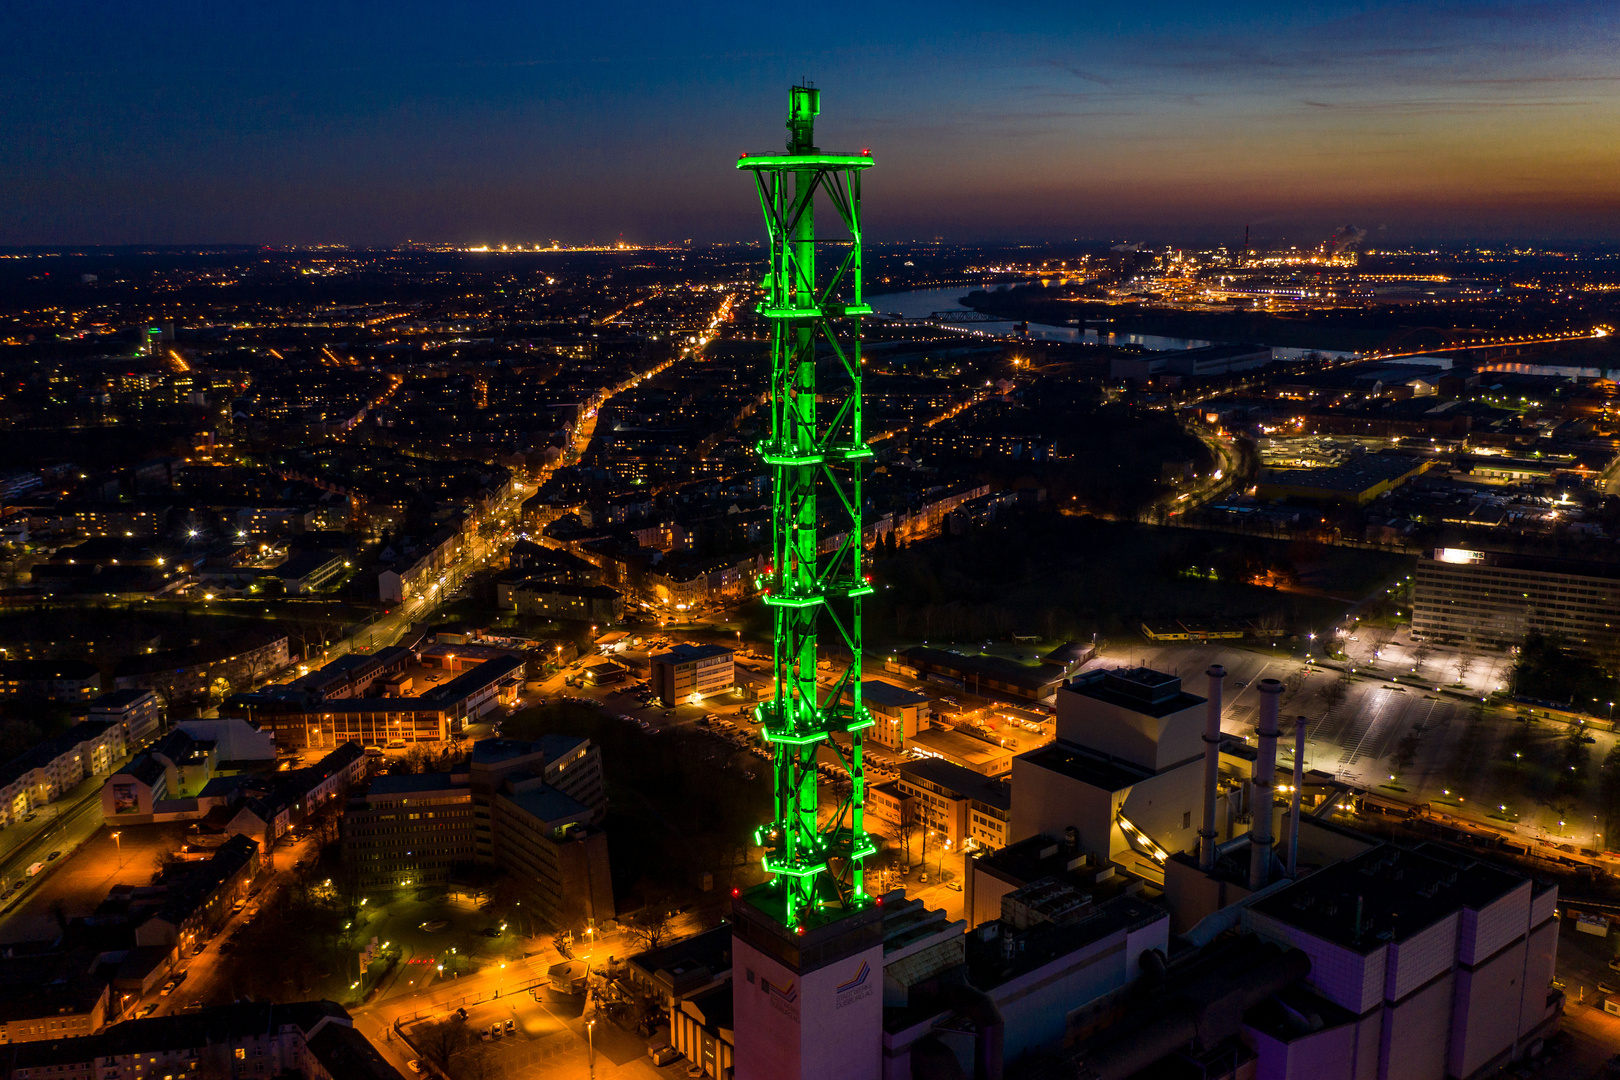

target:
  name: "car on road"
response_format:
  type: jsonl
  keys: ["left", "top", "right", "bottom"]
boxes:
{"left": 26, "top": 862, "right": 44, "bottom": 877}
{"left": 139, "top": 1003, "right": 159, "bottom": 1017}
{"left": 407, "top": 1061, "right": 423, "bottom": 1074}
{"left": 183, "top": 1000, "right": 203, "bottom": 1011}
{"left": 46, "top": 850, "right": 61, "bottom": 861}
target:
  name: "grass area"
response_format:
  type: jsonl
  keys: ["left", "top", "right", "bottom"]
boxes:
{"left": 856, "top": 512, "right": 1410, "bottom": 651}
{"left": 501, "top": 702, "right": 769, "bottom": 914}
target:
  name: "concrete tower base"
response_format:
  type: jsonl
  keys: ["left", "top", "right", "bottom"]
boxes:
{"left": 731, "top": 887, "right": 884, "bottom": 1080}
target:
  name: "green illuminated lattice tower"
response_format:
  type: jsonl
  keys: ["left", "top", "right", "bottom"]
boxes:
{"left": 740, "top": 86, "right": 876, "bottom": 930}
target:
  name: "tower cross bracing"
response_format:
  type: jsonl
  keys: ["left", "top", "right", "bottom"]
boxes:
{"left": 738, "top": 86, "right": 876, "bottom": 929}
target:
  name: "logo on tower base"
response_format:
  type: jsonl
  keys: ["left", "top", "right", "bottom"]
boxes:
{"left": 835, "top": 959, "right": 873, "bottom": 1010}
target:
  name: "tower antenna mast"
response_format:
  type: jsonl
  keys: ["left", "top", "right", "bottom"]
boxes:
{"left": 738, "top": 86, "right": 877, "bottom": 929}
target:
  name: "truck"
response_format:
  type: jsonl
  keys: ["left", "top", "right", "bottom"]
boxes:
{"left": 1575, "top": 911, "right": 1611, "bottom": 937}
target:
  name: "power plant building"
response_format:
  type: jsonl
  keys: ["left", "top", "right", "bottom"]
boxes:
{"left": 1009, "top": 667, "right": 1208, "bottom": 881}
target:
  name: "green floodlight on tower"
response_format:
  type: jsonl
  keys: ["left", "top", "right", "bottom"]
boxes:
{"left": 738, "top": 86, "right": 876, "bottom": 930}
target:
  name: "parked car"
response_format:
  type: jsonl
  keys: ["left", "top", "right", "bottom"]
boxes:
{"left": 46, "top": 850, "right": 61, "bottom": 862}
{"left": 504, "top": 1019, "right": 515, "bottom": 1034}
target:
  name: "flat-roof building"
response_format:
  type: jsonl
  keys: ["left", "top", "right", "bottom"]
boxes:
{"left": 1241, "top": 843, "right": 1561, "bottom": 1080}
{"left": 341, "top": 735, "right": 611, "bottom": 925}
{"left": 845, "top": 679, "right": 930, "bottom": 752}
{"left": 1255, "top": 453, "right": 1431, "bottom": 506}
{"left": 900, "top": 647, "right": 1065, "bottom": 704}
{"left": 230, "top": 654, "right": 523, "bottom": 749}
{"left": 897, "top": 757, "right": 1011, "bottom": 855}
{"left": 651, "top": 643, "right": 734, "bottom": 705}
{"left": 340, "top": 772, "right": 475, "bottom": 888}
{"left": 1413, "top": 547, "right": 1620, "bottom": 657}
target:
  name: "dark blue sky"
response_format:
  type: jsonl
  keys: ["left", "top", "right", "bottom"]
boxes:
{"left": 3, "top": 1, "right": 1616, "bottom": 245}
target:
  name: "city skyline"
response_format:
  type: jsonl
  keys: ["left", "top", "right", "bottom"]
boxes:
{"left": 4, "top": 1, "right": 1619, "bottom": 246}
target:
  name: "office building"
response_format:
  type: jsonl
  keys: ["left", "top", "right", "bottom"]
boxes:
{"left": 651, "top": 643, "right": 734, "bottom": 705}
{"left": 340, "top": 772, "right": 476, "bottom": 889}
{"left": 341, "top": 736, "right": 611, "bottom": 926}
{"left": 232, "top": 654, "right": 523, "bottom": 749}
{"left": 848, "top": 680, "right": 930, "bottom": 752}
{"left": 1413, "top": 547, "right": 1620, "bottom": 657}
{"left": 895, "top": 758, "right": 1011, "bottom": 855}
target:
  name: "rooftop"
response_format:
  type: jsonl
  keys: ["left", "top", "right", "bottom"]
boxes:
{"left": 1064, "top": 667, "right": 1205, "bottom": 719}
{"left": 860, "top": 679, "right": 931, "bottom": 708}
{"left": 1016, "top": 740, "right": 1153, "bottom": 793}
{"left": 367, "top": 772, "right": 467, "bottom": 797}
{"left": 500, "top": 785, "right": 591, "bottom": 827}
{"left": 652, "top": 642, "right": 734, "bottom": 664}
{"left": 1248, "top": 843, "right": 1528, "bottom": 953}
{"left": 898, "top": 756, "right": 1011, "bottom": 809}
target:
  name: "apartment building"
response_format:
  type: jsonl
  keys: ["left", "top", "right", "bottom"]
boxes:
{"left": 88, "top": 688, "right": 163, "bottom": 747}
{"left": 0, "top": 1000, "right": 402, "bottom": 1079}
{"left": 0, "top": 719, "right": 127, "bottom": 826}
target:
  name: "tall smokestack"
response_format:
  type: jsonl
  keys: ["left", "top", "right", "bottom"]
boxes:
{"left": 1288, "top": 716, "right": 1306, "bottom": 876}
{"left": 1249, "top": 679, "right": 1283, "bottom": 890}
{"left": 1199, "top": 665, "right": 1225, "bottom": 871}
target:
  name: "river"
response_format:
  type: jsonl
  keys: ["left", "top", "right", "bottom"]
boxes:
{"left": 871, "top": 284, "right": 1359, "bottom": 360}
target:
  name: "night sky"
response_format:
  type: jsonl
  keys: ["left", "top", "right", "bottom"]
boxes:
{"left": 3, "top": 1, "right": 1617, "bottom": 246}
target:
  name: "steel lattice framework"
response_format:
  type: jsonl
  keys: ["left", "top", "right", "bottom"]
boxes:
{"left": 738, "top": 86, "right": 876, "bottom": 929}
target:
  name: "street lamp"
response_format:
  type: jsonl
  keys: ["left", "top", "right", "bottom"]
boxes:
{"left": 112, "top": 830, "right": 122, "bottom": 869}
{"left": 587, "top": 1017, "right": 597, "bottom": 1080}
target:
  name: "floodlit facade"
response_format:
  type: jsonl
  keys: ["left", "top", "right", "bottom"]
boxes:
{"left": 1413, "top": 547, "right": 1620, "bottom": 657}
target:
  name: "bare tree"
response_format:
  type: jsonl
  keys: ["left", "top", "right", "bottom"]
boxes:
{"left": 624, "top": 906, "right": 674, "bottom": 953}
{"left": 896, "top": 818, "right": 920, "bottom": 866}
{"left": 1455, "top": 651, "right": 1477, "bottom": 684}
{"left": 416, "top": 1019, "right": 470, "bottom": 1076}
{"left": 239, "top": 645, "right": 280, "bottom": 691}
{"left": 1410, "top": 640, "right": 1435, "bottom": 677}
